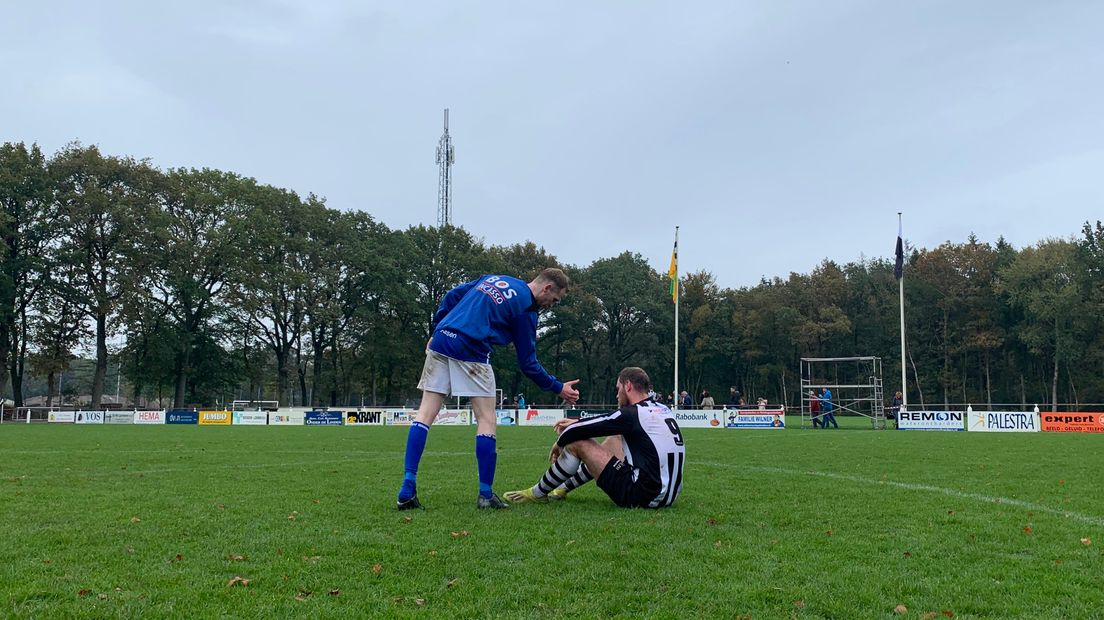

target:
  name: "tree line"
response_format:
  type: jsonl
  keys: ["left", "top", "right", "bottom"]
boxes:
{"left": 2, "top": 141, "right": 1103, "bottom": 411}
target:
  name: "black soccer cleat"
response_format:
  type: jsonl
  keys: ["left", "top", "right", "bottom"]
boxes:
{"left": 397, "top": 495, "right": 424, "bottom": 511}
{"left": 477, "top": 493, "right": 509, "bottom": 510}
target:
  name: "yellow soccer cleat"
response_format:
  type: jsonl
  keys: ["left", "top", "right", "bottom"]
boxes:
{"left": 503, "top": 487, "right": 549, "bottom": 504}
{"left": 548, "top": 487, "right": 568, "bottom": 502}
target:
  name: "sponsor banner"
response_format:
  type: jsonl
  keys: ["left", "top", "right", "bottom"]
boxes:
{"left": 305, "top": 410, "right": 343, "bottom": 426}
{"left": 967, "top": 410, "right": 1040, "bottom": 433}
{"left": 518, "top": 409, "right": 566, "bottom": 426}
{"left": 898, "top": 410, "right": 965, "bottom": 431}
{"left": 1041, "top": 412, "right": 1104, "bottom": 433}
{"left": 74, "top": 410, "right": 105, "bottom": 425}
{"left": 198, "top": 410, "right": 232, "bottom": 425}
{"left": 166, "top": 410, "right": 199, "bottom": 424}
{"left": 134, "top": 410, "right": 165, "bottom": 424}
{"left": 48, "top": 411, "right": 76, "bottom": 423}
{"left": 105, "top": 411, "right": 133, "bottom": 424}
{"left": 573, "top": 409, "right": 609, "bottom": 419}
{"left": 388, "top": 410, "right": 416, "bottom": 426}
{"left": 725, "top": 409, "right": 785, "bottom": 429}
{"left": 269, "top": 411, "right": 304, "bottom": 426}
{"left": 672, "top": 409, "right": 724, "bottom": 428}
{"left": 495, "top": 409, "right": 516, "bottom": 426}
{"left": 232, "top": 411, "right": 268, "bottom": 425}
{"left": 436, "top": 409, "right": 471, "bottom": 426}
{"left": 345, "top": 410, "right": 386, "bottom": 426}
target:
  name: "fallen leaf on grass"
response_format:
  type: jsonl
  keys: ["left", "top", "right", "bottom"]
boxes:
{"left": 415, "top": 598, "right": 426, "bottom": 606}
{"left": 98, "top": 593, "right": 108, "bottom": 600}
{"left": 566, "top": 540, "right": 576, "bottom": 545}
{"left": 277, "top": 548, "right": 284, "bottom": 556}
{"left": 329, "top": 589, "right": 340, "bottom": 596}
{"left": 894, "top": 604, "right": 908, "bottom": 614}
{"left": 42, "top": 559, "right": 51, "bottom": 565}
{"left": 226, "top": 576, "right": 251, "bottom": 587}
{"left": 793, "top": 600, "right": 805, "bottom": 609}
{"left": 446, "top": 578, "right": 458, "bottom": 588}
{"left": 287, "top": 512, "right": 299, "bottom": 521}
{"left": 1081, "top": 537, "right": 1092, "bottom": 546}
{"left": 295, "top": 590, "right": 312, "bottom": 601}
{"left": 372, "top": 563, "right": 382, "bottom": 573}
{"left": 825, "top": 529, "right": 833, "bottom": 537}
{"left": 1059, "top": 479, "right": 1065, "bottom": 485}
{"left": 129, "top": 517, "right": 141, "bottom": 523}
{"left": 1023, "top": 526, "right": 1033, "bottom": 535}
{"left": 401, "top": 517, "right": 412, "bottom": 524}
{"left": 172, "top": 554, "right": 184, "bottom": 562}
{"left": 428, "top": 551, "right": 437, "bottom": 557}
{"left": 78, "top": 589, "right": 91, "bottom": 597}
{"left": 216, "top": 503, "right": 226, "bottom": 510}
{"left": 714, "top": 541, "right": 722, "bottom": 548}
{"left": 229, "top": 554, "right": 247, "bottom": 562}
{"left": 450, "top": 530, "right": 470, "bottom": 538}
{"left": 1055, "top": 559, "right": 1063, "bottom": 565}
{"left": 705, "top": 518, "right": 718, "bottom": 526}
{"left": 942, "top": 611, "right": 955, "bottom": 617}
{"left": 922, "top": 613, "right": 937, "bottom": 620}
{"left": 312, "top": 499, "right": 320, "bottom": 504}
{"left": 303, "top": 556, "right": 321, "bottom": 563}
{"left": 903, "top": 551, "right": 912, "bottom": 558}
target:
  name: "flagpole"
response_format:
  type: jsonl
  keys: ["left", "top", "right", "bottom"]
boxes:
{"left": 674, "top": 226, "right": 680, "bottom": 408}
{"left": 898, "top": 212, "right": 908, "bottom": 411}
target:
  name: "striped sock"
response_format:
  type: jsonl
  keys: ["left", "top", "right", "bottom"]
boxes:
{"left": 563, "top": 464, "right": 594, "bottom": 492}
{"left": 534, "top": 450, "right": 580, "bottom": 497}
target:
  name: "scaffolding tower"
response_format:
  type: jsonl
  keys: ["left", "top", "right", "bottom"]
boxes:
{"left": 800, "top": 356, "right": 885, "bottom": 429}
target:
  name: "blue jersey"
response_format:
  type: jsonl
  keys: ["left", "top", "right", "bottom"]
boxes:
{"left": 429, "top": 275, "right": 563, "bottom": 394}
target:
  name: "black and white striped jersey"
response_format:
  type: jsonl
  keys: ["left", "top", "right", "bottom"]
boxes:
{"left": 557, "top": 398, "right": 686, "bottom": 507}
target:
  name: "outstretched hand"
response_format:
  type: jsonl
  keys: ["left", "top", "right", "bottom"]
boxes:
{"left": 559, "top": 379, "right": 580, "bottom": 405}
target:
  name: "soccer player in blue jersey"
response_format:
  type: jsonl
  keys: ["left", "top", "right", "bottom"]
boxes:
{"left": 396, "top": 268, "right": 581, "bottom": 510}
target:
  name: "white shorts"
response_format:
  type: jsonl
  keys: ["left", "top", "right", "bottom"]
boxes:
{"left": 417, "top": 350, "right": 497, "bottom": 398}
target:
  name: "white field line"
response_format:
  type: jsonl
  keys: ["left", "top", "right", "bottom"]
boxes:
{"left": 699, "top": 461, "right": 1104, "bottom": 528}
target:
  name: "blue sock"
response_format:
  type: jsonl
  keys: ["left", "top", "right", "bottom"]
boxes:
{"left": 475, "top": 434, "right": 497, "bottom": 498}
{"left": 398, "top": 422, "right": 430, "bottom": 500}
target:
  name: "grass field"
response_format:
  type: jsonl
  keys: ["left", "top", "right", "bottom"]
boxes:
{"left": 2, "top": 418, "right": 1102, "bottom": 619}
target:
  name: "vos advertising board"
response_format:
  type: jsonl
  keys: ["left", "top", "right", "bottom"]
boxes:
{"left": 898, "top": 410, "right": 965, "bottom": 431}
{"left": 1041, "top": 412, "right": 1104, "bottom": 433}
{"left": 518, "top": 409, "right": 566, "bottom": 426}
{"left": 48, "top": 411, "right": 76, "bottom": 423}
{"left": 134, "top": 410, "right": 165, "bottom": 424}
{"left": 305, "top": 410, "right": 343, "bottom": 426}
{"left": 672, "top": 409, "right": 724, "bottom": 429}
{"left": 436, "top": 409, "right": 471, "bottom": 426}
{"left": 74, "top": 411, "right": 105, "bottom": 424}
{"left": 725, "top": 409, "right": 785, "bottom": 429}
{"left": 105, "top": 411, "right": 133, "bottom": 424}
{"left": 345, "top": 410, "right": 386, "bottom": 426}
{"left": 198, "top": 410, "right": 232, "bottom": 425}
{"left": 967, "top": 410, "right": 1040, "bottom": 433}
{"left": 166, "top": 410, "right": 198, "bottom": 425}
{"left": 232, "top": 411, "right": 268, "bottom": 425}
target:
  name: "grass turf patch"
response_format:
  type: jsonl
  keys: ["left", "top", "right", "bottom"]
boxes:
{"left": 1, "top": 419, "right": 1102, "bottom": 618}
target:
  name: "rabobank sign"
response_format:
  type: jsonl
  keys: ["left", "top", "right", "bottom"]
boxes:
{"left": 898, "top": 410, "right": 965, "bottom": 431}
{"left": 673, "top": 410, "right": 723, "bottom": 429}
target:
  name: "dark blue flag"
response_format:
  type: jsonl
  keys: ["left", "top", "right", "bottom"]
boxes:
{"left": 894, "top": 221, "right": 904, "bottom": 280}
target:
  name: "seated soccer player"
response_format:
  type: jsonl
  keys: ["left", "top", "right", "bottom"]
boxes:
{"left": 504, "top": 367, "right": 685, "bottom": 509}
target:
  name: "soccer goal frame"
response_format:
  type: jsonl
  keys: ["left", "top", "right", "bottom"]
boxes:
{"left": 800, "top": 356, "right": 885, "bottom": 429}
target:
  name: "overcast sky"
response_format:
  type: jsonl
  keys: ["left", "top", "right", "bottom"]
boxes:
{"left": 3, "top": 1, "right": 1102, "bottom": 289}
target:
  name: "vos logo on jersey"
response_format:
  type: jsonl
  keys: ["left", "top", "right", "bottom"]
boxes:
{"left": 476, "top": 276, "right": 517, "bottom": 305}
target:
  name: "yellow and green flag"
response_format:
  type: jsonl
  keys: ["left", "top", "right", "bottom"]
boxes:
{"left": 668, "top": 235, "right": 678, "bottom": 303}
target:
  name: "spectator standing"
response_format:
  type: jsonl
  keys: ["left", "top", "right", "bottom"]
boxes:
{"left": 680, "top": 391, "right": 693, "bottom": 409}
{"left": 726, "top": 386, "right": 741, "bottom": 408}
{"left": 700, "top": 391, "right": 715, "bottom": 410}
{"left": 809, "top": 390, "right": 823, "bottom": 428}
{"left": 820, "top": 388, "right": 838, "bottom": 429}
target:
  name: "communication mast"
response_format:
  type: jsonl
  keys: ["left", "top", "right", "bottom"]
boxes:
{"left": 435, "top": 109, "right": 455, "bottom": 227}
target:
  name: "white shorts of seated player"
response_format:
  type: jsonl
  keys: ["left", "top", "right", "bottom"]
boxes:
{"left": 415, "top": 350, "right": 497, "bottom": 434}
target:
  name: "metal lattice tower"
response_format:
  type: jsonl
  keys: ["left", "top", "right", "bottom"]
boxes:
{"left": 435, "top": 108, "right": 455, "bottom": 227}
